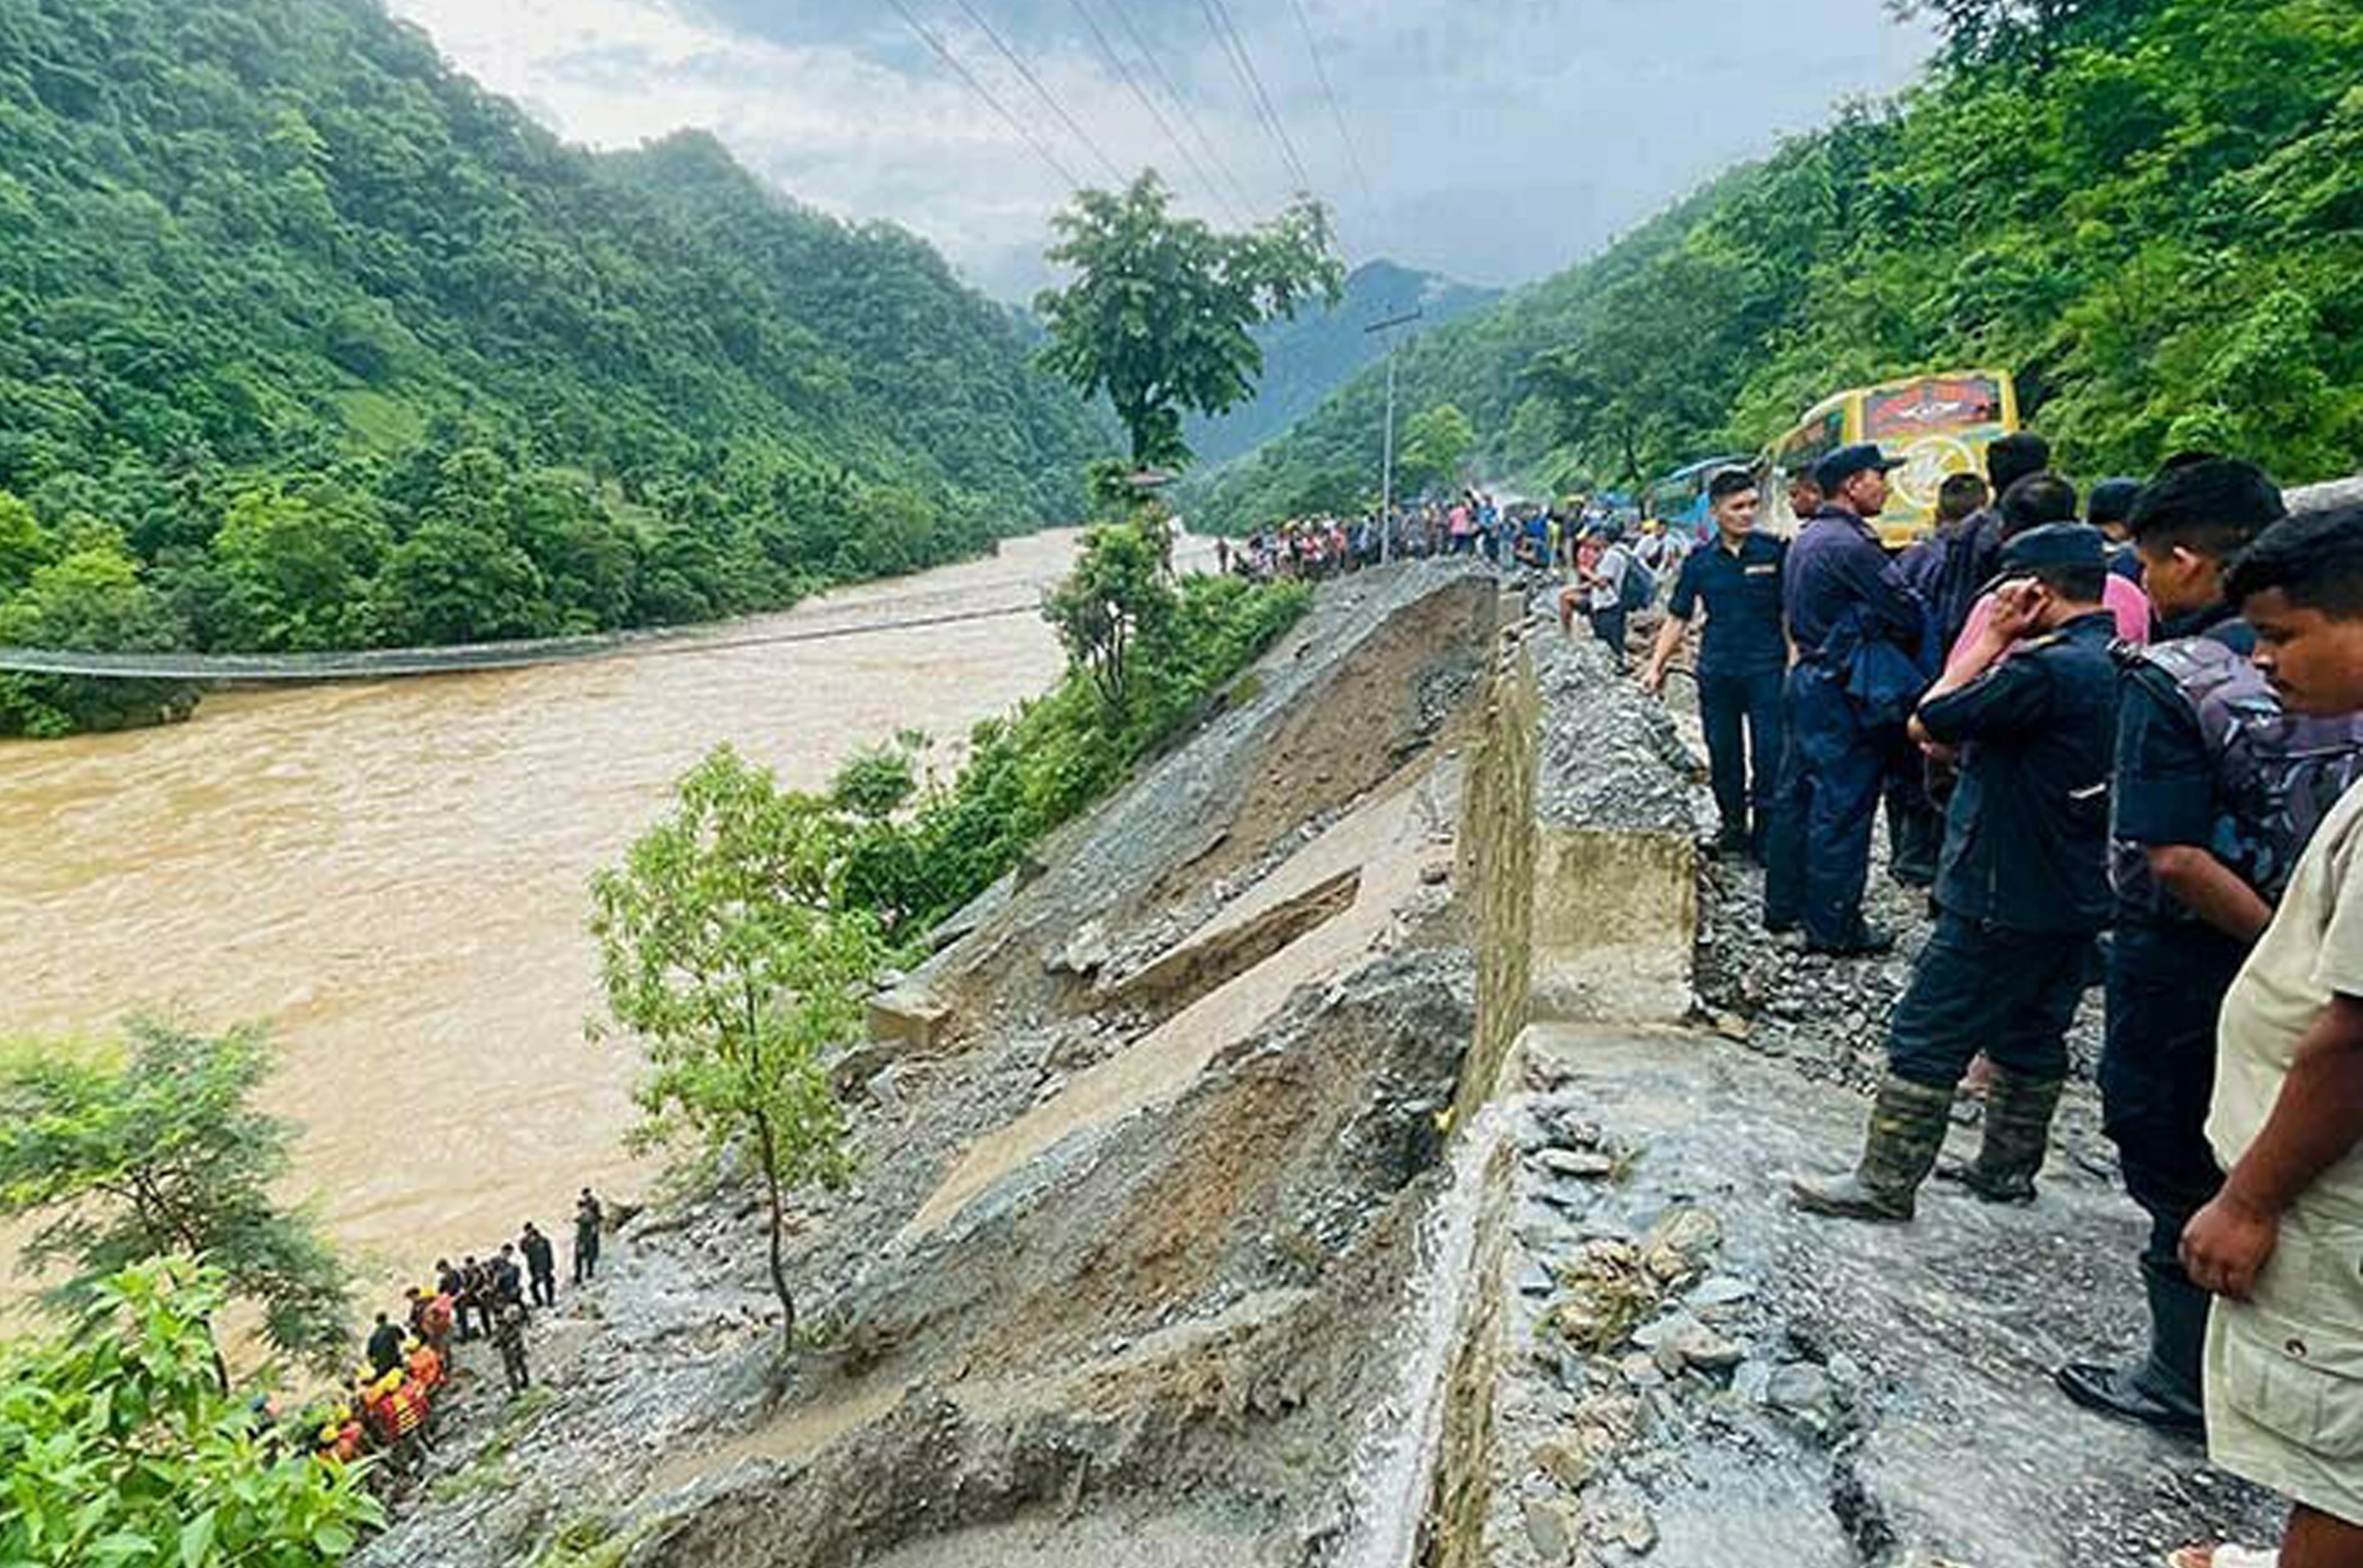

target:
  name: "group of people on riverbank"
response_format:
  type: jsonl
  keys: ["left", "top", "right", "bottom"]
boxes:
{"left": 303, "top": 1189, "right": 608, "bottom": 1479}
{"left": 1621, "top": 435, "right": 2363, "bottom": 1568}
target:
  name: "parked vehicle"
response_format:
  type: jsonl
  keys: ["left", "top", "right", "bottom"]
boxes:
{"left": 1761, "top": 370, "right": 2020, "bottom": 546}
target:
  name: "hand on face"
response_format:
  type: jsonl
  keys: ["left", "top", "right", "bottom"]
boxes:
{"left": 1988, "top": 577, "right": 2048, "bottom": 641}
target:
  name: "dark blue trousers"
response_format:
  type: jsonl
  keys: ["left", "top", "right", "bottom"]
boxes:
{"left": 1888, "top": 912, "right": 2092, "bottom": 1087}
{"left": 1698, "top": 665, "right": 1785, "bottom": 847}
{"left": 1592, "top": 607, "right": 1630, "bottom": 671}
{"left": 1763, "top": 665, "right": 1886, "bottom": 946}
{"left": 2102, "top": 924, "right": 2237, "bottom": 1379}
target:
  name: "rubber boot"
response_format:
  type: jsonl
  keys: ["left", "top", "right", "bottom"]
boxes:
{"left": 1791, "top": 1075, "right": 1954, "bottom": 1222}
{"left": 1949, "top": 1068, "right": 2064, "bottom": 1205}
{"left": 2056, "top": 1257, "right": 2208, "bottom": 1436}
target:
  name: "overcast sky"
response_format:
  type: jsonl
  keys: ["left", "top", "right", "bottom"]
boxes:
{"left": 385, "top": 0, "right": 1935, "bottom": 301}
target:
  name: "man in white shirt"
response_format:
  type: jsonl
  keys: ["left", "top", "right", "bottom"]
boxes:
{"left": 2181, "top": 502, "right": 2363, "bottom": 1568}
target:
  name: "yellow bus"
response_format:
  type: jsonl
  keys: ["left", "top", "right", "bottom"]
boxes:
{"left": 1761, "top": 369, "right": 2021, "bottom": 548}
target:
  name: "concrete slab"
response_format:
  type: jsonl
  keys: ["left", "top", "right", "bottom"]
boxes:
{"left": 1458, "top": 1025, "right": 2280, "bottom": 1568}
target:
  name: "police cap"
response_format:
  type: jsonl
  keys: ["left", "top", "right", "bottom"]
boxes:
{"left": 1997, "top": 521, "right": 2110, "bottom": 577}
{"left": 1813, "top": 443, "right": 1905, "bottom": 495}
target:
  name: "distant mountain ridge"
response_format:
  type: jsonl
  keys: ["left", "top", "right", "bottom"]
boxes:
{"left": 1183, "top": 260, "right": 1499, "bottom": 466}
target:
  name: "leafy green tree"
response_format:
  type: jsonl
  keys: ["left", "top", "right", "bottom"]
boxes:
{"left": 0, "top": 544, "right": 194, "bottom": 737}
{"left": 831, "top": 744, "right": 920, "bottom": 821}
{"left": 1398, "top": 403, "right": 1478, "bottom": 495}
{"left": 1034, "top": 171, "right": 1344, "bottom": 468}
{"left": 1890, "top": 0, "right": 2161, "bottom": 65}
{"left": 0, "top": 1259, "right": 384, "bottom": 1567}
{"left": 588, "top": 746, "right": 884, "bottom": 1359}
{"left": 209, "top": 487, "right": 388, "bottom": 652}
{"left": 1040, "top": 520, "right": 1177, "bottom": 713}
{"left": 364, "top": 519, "right": 555, "bottom": 646}
{"left": 0, "top": 1021, "right": 352, "bottom": 1369}
{"left": 0, "top": 489, "right": 52, "bottom": 591}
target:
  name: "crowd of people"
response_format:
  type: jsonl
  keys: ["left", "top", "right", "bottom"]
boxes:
{"left": 1608, "top": 435, "right": 2363, "bottom": 1568}
{"left": 295, "top": 1188, "right": 608, "bottom": 1482}
{"left": 1217, "top": 488, "right": 1661, "bottom": 582}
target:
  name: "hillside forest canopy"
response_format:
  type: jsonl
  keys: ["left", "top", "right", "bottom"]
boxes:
{"left": 1192, "top": 0, "right": 2363, "bottom": 528}
{"left": 0, "top": 0, "right": 1114, "bottom": 734}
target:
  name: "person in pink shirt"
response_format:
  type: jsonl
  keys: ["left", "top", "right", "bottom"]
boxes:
{"left": 1944, "top": 472, "right": 2151, "bottom": 680}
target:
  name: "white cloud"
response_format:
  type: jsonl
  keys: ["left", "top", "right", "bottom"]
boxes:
{"left": 385, "top": 0, "right": 1933, "bottom": 299}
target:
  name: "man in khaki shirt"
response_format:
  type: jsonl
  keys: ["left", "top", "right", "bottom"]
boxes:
{"left": 2181, "top": 504, "right": 2363, "bottom": 1568}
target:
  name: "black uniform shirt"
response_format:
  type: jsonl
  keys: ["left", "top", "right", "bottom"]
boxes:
{"left": 1917, "top": 610, "right": 2122, "bottom": 933}
{"left": 1668, "top": 531, "right": 1788, "bottom": 677}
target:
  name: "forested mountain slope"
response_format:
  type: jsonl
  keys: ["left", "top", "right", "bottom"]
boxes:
{"left": 1180, "top": 259, "right": 1497, "bottom": 465}
{"left": 1195, "top": 0, "right": 2362, "bottom": 530}
{"left": 0, "top": 0, "right": 1106, "bottom": 730}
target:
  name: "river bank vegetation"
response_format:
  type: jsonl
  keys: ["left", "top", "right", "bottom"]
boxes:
{"left": 1194, "top": 0, "right": 2363, "bottom": 524}
{"left": 0, "top": 0, "right": 1109, "bottom": 735}
{"left": 0, "top": 1261, "right": 385, "bottom": 1567}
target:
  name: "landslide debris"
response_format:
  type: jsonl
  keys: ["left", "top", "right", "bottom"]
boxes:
{"left": 356, "top": 562, "right": 1505, "bottom": 1568}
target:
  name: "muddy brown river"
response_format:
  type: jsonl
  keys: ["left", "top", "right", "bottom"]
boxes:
{"left": 0, "top": 532, "right": 1098, "bottom": 1289}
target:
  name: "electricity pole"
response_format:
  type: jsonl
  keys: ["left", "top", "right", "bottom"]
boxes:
{"left": 1365, "top": 306, "right": 1422, "bottom": 565}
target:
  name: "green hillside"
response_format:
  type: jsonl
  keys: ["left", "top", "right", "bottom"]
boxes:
{"left": 0, "top": 0, "right": 1109, "bottom": 732}
{"left": 1181, "top": 259, "right": 1498, "bottom": 465}
{"left": 1194, "top": 0, "right": 2362, "bottom": 530}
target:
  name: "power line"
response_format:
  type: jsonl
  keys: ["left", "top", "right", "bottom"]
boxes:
{"left": 1284, "top": 0, "right": 1376, "bottom": 216}
{"left": 946, "top": 0, "right": 1127, "bottom": 187}
{"left": 1198, "top": 0, "right": 1315, "bottom": 200}
{"left": 1101, "top": 0, "right": 1262, "bottom": 220}
{"left": 884, "top": 0, "right": 1081, "bottom": 190}
{"left": 1067, "top": 0, "right": 1240, "bottom": 226}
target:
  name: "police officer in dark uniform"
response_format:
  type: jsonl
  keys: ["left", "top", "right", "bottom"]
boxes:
{"left": 1640, "top": 468, "right": 1788, "bottom": 857}
{"left": 1763, "top": 443, "right": 1925, "bottom": 953}
{"left": 1794, "top": 524, "right": 2122, "bottom": 1222}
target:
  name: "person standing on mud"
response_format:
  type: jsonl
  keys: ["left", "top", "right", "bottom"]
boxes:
{"left": 491, "top": 1297, "right": 531, "bottom": 1395}
{"left": 2059, "top": 460, "right": 2363, "bottom": 1439}
{"left": 2170, "top": 503, "right": 2363, "bottom": 1568}
{"left": 519, "top": 1221, "right": 558, "bottom": 1309}
{"left": 1793, "top": 525, "right": 2119, "bottom": 1222}
{"left": 366, "top": 1311, "right": 406, "bottom": 1380}
{"left": 1761, "top": 444, "right": 1925, "bottom": 955}
{"left": 574, "top": 1187, "right": 604, "bottom": 1283}
{"left": 1641, "top": 469, "right": 1788, "bottom": 859}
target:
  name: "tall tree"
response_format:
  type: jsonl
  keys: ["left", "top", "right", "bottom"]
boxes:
{"left": 588, "top": 746, "right": 884, "bottom": 1361}
{"left": 0, "top": 1021, "right": 353, "bottom": 1370}
{"left": 1034, "top": 172, "right": 1344, "bottom": 468}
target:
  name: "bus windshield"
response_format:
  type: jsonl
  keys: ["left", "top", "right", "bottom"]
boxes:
{"left": 1863, "top": 374, "right": 2008, "bottom": 438}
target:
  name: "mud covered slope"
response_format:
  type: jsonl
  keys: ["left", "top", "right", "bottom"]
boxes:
{"left": 357, "top": 562, "right": 1512, "bottom": 1568}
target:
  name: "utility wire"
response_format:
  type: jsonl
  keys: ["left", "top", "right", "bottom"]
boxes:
{"left": 1198, "top": 0, "right": 1315, "bottom": 199}
{"left": 1101, "top": 0, "right": 1262, "bottom": 220}
{"left": 946, "top": 0, "right": 1127, "bottom": 187}
{"left": 885, "top": 0, "right": 1081, "bottom": 190}
{"left": 1067, "top": 0, "right": 1241, "bottom": 226}
{"left": 1284, "top": 0, "right": 1377, "bottom": 216}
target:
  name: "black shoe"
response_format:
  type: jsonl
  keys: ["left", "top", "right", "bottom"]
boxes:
{"left": 2055, "top": 1361, "right": 2205, "bottom": 1437}
{"left": 1805, "top": 926, "right": 1895, "bottom": 958}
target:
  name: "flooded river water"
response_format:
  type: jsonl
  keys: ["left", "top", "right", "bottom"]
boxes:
{"left": 0, "top": 532, "right": 1093, "bottom": 1287}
